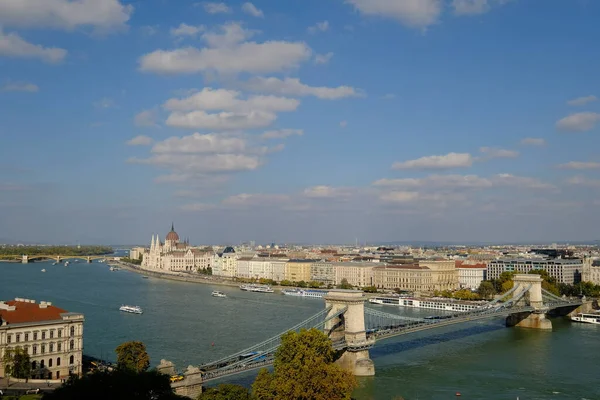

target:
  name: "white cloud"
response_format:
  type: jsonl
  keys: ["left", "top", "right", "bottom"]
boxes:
{"left": 163, "top": 87, "right": 299, "bottom": 130}
{"left": 558, "top": 161, "right": 600, "bottom": 170}
{"left": 345, "top": 0, "right": 442, "bottom": 29}
{"left": 452, "top": 0, "right": 490, "bottom": 15}
{"left": 566, "top": 176, "right": 600, "bottom": 187}
{"left": 567, "top": 95, "right": 597, "bottom": 107}
{"left": 244, "top": 77, "right": 358, "bottom": 100}
{"left": 241, "top": 2, "right": 264, "bottom": 17}
{"left": 152, "top": 133, "right": 252, "bottom": 155}
{"left": 0, "top": 0, "right": 133, "bottom": 32}
{"left": 139, "top": 32, "right": 311, "bottom": 75}
{"left": 479, "top": 146, "right": 519, "bottom": 159}
{"left": 171, "top": 23, "right": 205, "bottom": 38}
{"left": 202, "top": 2, "right": 231, "bottom": 14}
{"left": 134, "top": 109, "right": 160, "bottom": 127}
{"left": 261, "top": 129, "right": 303, "bottom": 140}
{"left": 520, "top": 137, "right": 546, "bottom": 146}
{"left": 339, "top": 120, "right": 348, "bottom": 128}
{"left": 93, "top": 97, "right": 116, "bottom": 109}
{"left": 303, "top": 186, "right": 352, "bottom": 198}
{"left": 314, "top": 52, "right": 334, "bottom": 65}
{"left": 179, "top": 203, "right": 216, "bottom": 212}
{"left": 392, "top": 152, "right": 474, "bottom": 170}
{"left": 1, "top": 81, "right": 38, "bottom": 92}
{"left": 0, "top": 28, "right": 67, "bottom": 63}
{"left": 492, "top": 173, "right": 555, "bottom": 190}
{"left": 126, "top": 135, "right": 154, "bottom": 146}
{"left": 130, "top": 153, "right": 262, "bottom": 173}
{"left": 374, "top": 174, "right": 492, "bottom": 189}
{"left": 201, "top": 22, "right": 256, "bottom": 48}
{"left": 556, "top": 112, "right": 600, "bottom": 132}
{"left": 222, "top": 193, "right": 290, "bottom": 206}
{"left": 308, "top": 21, "right": 329, "bottom": 34}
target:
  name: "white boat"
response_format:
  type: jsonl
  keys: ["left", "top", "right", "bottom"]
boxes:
{"left": 64, "top": 261, "right": 70, "bottom": 267}
{"left": 41, "top": 269, "right": 46, "bottom": 273}
{"left": 119, "top": 305, "right": 143, "bottom": 314}
{"left": 239, "top": 284, "right": 274, "bottom": 293}
{"left": 110, "top": 266, "right": 119, "bottom": 271}
{"left": 570, "top": 313, "right": 600, "bottom": 325}
{"left": 212, "top": 291, "right": 227, "bottom": 298}
{"left": 52, "top": 262, "right": 57, "bottom": 265}
{"left": 281, "top": 289, "right": 328, "bottom": 299}
{"left": 368, "top": 296, "right": 482, "bottom": 313}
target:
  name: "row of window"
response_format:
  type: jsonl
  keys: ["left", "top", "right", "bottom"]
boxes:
{"left": 6, "top": 326, "right": 76, "bottom": 344}
{"left": 4, "top": 339, "right": 76, "bottom": 356}
{"left": 32, "top": 355, "right": 75, "bottom": 370}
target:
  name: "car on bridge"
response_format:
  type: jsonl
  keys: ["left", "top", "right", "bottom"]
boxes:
{"left": 170, "top": 374, "right": 184, "bottom": 383}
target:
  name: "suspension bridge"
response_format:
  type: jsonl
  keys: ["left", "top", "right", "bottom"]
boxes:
{"left": 169, "top": 274, "right": 584, "bottom": 398}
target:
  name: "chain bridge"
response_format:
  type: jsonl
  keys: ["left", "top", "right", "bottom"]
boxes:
{"left": 169, "top": 274, "right": 583, "bottom": 398}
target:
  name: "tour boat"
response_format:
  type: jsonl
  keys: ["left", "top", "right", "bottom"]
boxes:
{"left": 52, "top": 262, "right": 57, "bottom": 265}
{"left": 119, "top": 305, "right": 143, "bottom": 314}
{"left": 281, "top": 289, "right": 328, "bottom": 299}
{"left": 41, "top": 269, "right": 46, "bottom": 273}
{"left": 239, "top": 284, "right": 274, "bottom": 293}
{"left": 64, "top": 261, "right": 70, "bottom": 267}
{"left": 570, "top": 313, "right": 600, "bottom": 325}
{"left": 211, "top": 291, "right": 227, "bottom": 298}
{"left": 368, "top": 296, "right": 483, "bottom": 313}
{"left": 110, "top": 266, "right": 119, "bottom": 271}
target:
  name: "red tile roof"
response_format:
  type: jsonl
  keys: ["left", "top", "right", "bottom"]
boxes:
{"left": 0, "top": 300, "right": 67, "bottom": 324}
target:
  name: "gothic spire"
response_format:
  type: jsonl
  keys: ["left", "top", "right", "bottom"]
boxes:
{"left": 171, "top": 222, "right": 175, "bottom": 232}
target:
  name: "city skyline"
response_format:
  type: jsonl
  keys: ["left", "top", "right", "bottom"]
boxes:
{"left": 1, "top": 0, "right": 600, "bottom": 244}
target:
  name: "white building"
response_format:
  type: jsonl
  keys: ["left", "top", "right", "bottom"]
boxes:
{"left": 487, "top": 258, "right": 583, "bottom": 284}
{"left": 0, "top": 299, "right": 84, "bottom": 380}
{"left": 212, "top": 247, "right": 239, "bottom": 278}
{"left": 141, "top": 224, "right": 213, "bottom": 273}
{"left": 457, "top": 265, "right": 487, "bottom": 289}
{"left": 249, "top": 258, "right": 273, "bottom": 280}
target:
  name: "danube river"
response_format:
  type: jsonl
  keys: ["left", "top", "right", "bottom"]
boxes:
{"left": 2, "top": 260, "right": 598, "bottom": 399}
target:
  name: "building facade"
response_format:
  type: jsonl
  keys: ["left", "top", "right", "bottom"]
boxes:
{"left": 373, "top": 264, "right": 432, "bottom": 292}
{"left": 334, "top": 262, "right": 375, "bottom": 287}
{"left": 487, "top": 258, "right": 583, "bottom": 284}
{"left": 285, "top": 260, "right": 313, "bottom": 283}
{"left": 418, "top": 260, "right": 459, "bottom": 291}
{"left": 457, "top": 264, "right": 487, "bottom": 289}
{"left": 310, "top": 262, "right": 335, "bottom": 286}
{"left": 212, "top": 247, "right": 238, "bottom": 278}
{"left": 0, "top": 299, "right": 84, "bottom": 380}
{"left": 141, "top": 224, "right": 213, "bottom": 273}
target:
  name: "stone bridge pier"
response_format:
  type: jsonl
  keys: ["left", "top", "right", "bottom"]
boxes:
{"left": 505, "top": 274, "right": 552, "bottom": 330}
{"left": 22, "top": 255, "right": 28, "bottom": 263}
{"left": 324, "top": 290, "right": 375, "bottom": 376}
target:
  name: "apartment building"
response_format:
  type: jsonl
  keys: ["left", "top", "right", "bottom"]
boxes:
{"left": 418, "top": 260, "right": 459, "bottom": 291}
{"left": 334, "top": 262, "right": 375, "bottom": 287}
{"left": 310, "top": 262, "right": 335, "bottom": 286}
{"left": 0, "top": 298, "right": 84, "bottom": 380}
{"left": 285, "top": 260, "right": 313, "bottom": 282}
{"left": 456, "top": 261, "right": 487, "bottom": 289}
{"left": 487, "top": 258, "right": 583, "bottom": 284}
{"left": 372, "top": 264, "right": 432, "bottom": 292}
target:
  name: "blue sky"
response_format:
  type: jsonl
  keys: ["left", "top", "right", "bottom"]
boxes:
{"left": 1, "top": 0, "right": 599, "bottom": 245}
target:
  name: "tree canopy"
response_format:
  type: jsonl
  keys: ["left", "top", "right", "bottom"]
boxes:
{"left": 197, "top": 384, "right": 252, "bottom": 400}
{"left": 337, "top": 278, "right": 353, "bottom": 290}
{"left": 42, "top": 369, "right": 184, "bottom": 400}
{"left": 251, "top": 328, "right": 357, "bottom": 400}
{"left": 2, "top": 346, "right": 31, "bottom": 379}
{"left": 115, "top": 341, "right": 150, "bottom": 373}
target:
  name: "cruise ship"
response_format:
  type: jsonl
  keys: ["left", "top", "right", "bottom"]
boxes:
{"left": 570, "top": 312, "right": 600, "bottom": 325}
{"left": 368, "top": 296, "right": 482, "bottom": 312}
{"left": 239, "top": 284, "right": 274, "bottom": 293}
{"left": 281, "top": 289, "right": 328, "bottom": 299}
{"left": 119, "top": 305, "right": 143, "bottom": 314}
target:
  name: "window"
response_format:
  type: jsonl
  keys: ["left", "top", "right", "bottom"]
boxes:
{"left": 33, "top": 332, "right": 38, "bottom": 341}
{"left": 25, "top": 333, "right": 29, "bottom": 341}
{"left": 40, "top": 359, "right": 45, "bottom": 368}
{"left": 32, "top": 361, "right": 36, "bottom": 370}
{"left": 58, "top": 330, "right": 62, "bottom": 338}
{"left": 58, "top": 343, "right": 62, "bottom": 352}
{"left": 69, "top": 340, "right": 74, "bottom": 350}
{"left": 70, "top": 326, "right": 75, "bottom": 337}
{"left": 16, "top": 334, "right": 20, "bottom": 343}
{"left": 57, "top": 357, "right": 61, "bottom": 366}
{"left": 33, "top": 345, "right": 37, "bottom": 355}
{"left": 50, "top": 343, "right": 54, "bottom": 352}
{"left": 42, "top": 331, "right": 46, "bottom": 340}
{"left": 69, "top": 355, "right": 74, "bottom": 365}
{"left": 50, "top": 330, "right": 54, "bottom": 339}
{"left": 7, "top": 334, "right": 11, "bottom": 344}
{"left": 49, "top": 359, "right": 53, "bottom": 367}
{"left": 41, "top": 344, "right": 46, "bottom": 354}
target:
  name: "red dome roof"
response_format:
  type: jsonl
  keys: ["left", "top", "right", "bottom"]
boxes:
{"left": 166, "top": 223, "right": 179, "bottom": 241}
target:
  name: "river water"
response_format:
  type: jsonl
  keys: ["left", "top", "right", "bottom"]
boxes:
{"left": 1, "top": 260, "right": 598, "bottom": 400}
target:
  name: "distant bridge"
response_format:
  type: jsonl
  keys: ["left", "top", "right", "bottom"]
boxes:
{"left": 170, "top": 274, "right": 583, "bottom": 398}
{"left": 16, "top": 255, "right": 114, "bottom": 263}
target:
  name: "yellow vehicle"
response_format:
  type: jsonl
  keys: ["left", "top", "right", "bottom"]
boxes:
{"left": 170, "top": 374, "right": 184, "bottom": 383}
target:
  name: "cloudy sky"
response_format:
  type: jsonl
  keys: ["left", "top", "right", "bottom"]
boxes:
{"left": 1, "top": 0, "right": 599, "bottom": 245}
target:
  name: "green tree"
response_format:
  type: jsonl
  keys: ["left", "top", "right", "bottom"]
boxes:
{"left": 198, "top": 384, "right": 252, "bottom": 400}
{"left": 452, "top": 289, "right": 480, "bottom": 300}
{"left": 279, "top": 280, "right": 293, "bottom": 287}
{"left": 115, "top": 341, "right": 150, "bottom": 373}
{"left": 2, "top": 346, "right": 31, "bottom": 379}
{"left": 477, "top": 281, "right": 496, "bottom": 300}
{"left": 42, "top": 369, "right": 184, "bottom": 400}
{"left": 251, "top": 328, "right": 357, "bottom": 400}
{"left": 362, "top": 285, "right": 378, "bottom": 293}
{"left": 308, "top": 281, "right": 322, "bottom": 289}
{"left": 337, "top": 278, "right": 353, "bottom": 290}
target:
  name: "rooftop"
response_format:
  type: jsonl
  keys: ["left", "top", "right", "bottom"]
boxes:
{"left": 0, "top": 298, "right": 70, "bottom": 325}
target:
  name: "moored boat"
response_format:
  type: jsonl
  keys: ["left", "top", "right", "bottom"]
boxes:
{"left": 281, "top": 289, "right": 328, "bottom": 299}
{"left": 368, "top": 296, "right": 483, "bottom": 312}
{"left": 119, "top": 305, "right": 143, "bottom": 314}
{"left": 570, "top": 312, "right": 600, "bottom": 325}
{"left": 212, "top": 291, "right": 227, "bottom": 298}
{"left": 41, "top": 269, "right": 46, "bottom": 273}
{"left": 239, "top": 284, "right": 274, "bottom": 293}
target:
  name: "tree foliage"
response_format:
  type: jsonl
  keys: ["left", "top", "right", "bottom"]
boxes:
{"left": 197, "top": 384, "right": 252, "bottom": 400}
{"left": 362, "top": 285, "right": 378, "bottom": 293}
{"left": 2, "top": 346, "right": 31, "bottom": 379}
{"left": 251, "top": 328, "right": 357, "bottom": 400}
{"left": 115, "top": 341, "right": 150, "bottom": 373}
{"left": 477, "top": 281, "right": 496, "bottom": 300}
{"left": 42, "top": 369, "right": 184, "bottom": 400}
{"left": 337, "top": 278, "right": 353, "bottom": 290}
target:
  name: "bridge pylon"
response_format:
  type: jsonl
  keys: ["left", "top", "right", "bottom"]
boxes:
{"left": 506, "top": 274, "right": 552, "bottom": 330}
{"left": 22, "top": 255, "right": 28, "bottom": 264}
{"left": 324, "top": 290, "right": 375, "bottom": 376}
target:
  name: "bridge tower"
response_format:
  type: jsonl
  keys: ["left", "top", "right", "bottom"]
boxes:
{"left": 506, "top": 274, "right": 552, "bottom": 330}
{"left": 22, "top": 255, "right": 28, "bottom": 264}
{"left": 324, "top": 290, "right": 375, "bottom": 376}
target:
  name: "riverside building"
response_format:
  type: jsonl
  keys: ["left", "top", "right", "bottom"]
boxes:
{"left": 487, "top": 258, "right": 583, "bottom": 284}
{"left": 0, "top": 298, "right": 84, "bottom": 380}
